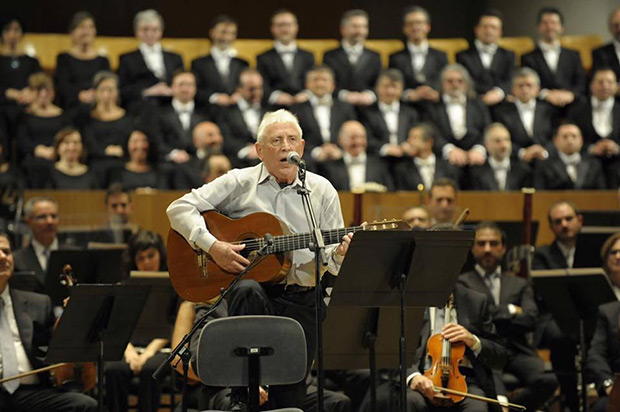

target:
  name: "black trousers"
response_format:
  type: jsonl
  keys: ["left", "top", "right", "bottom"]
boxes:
{"left": 0, "top": 384, "right": 97, "bottom": 412}
{"left": 226, "top": 279, "right": 324, "bottom": 409}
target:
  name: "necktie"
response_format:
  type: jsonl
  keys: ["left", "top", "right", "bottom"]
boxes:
{"left": 484, "top": 273, "right": 500, "bottom": 305}
{"left": 0, "top": 297, "right": 19, "bottom": 394}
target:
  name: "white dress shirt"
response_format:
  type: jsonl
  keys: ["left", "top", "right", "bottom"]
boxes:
{"left": 211, "top": 46, "right": 236, "bottom": 79}
{"left": 309, "top": 93, "right": 333, "bottom": 144}
{"left": 274, "top": 41, "right": 297, "bottom": 72}
{"left": 414, "top": 154, "right": 436, "bottom": 190}
{"left": 0, "top": 287, "right": 37, "bottom": 384}
{"left": 489, "top": 157, "right": 510, "bottom": 190}
{"left": 235, "top": 98, "right": 261, "bottom": 159}
{"left": 139, "top": 42, "right": 166, "bottom": 80}
{"left": 556, "top": 241, "right": 576, "bottom": 269}
{"left": 443, "top": 94, "right": 467, "bottom": 140}
{"left": 342, "top": 41, "right": 364, "bottom": 66}
{"left": 407, "top": 41, "right": 429, "bottom": 74}
{"left": 166, "top": 163, "right": 345, "bottom": 287}
{"left": 32, "top": 238, "right": 58, "bottom": 273}
{"left": 539, "top": 41, "right": 561, "bottom": 73}
{"left": 475, "top": 264, "right": 501, "bottom": 305}
{"left": 171, "top": 99, "right": 195, "bottom": 131}
{"left": 558, "top": 151, "right": 581, "bottom": 183}
{"left": 475, "top": 39, "right": 497, "bottom": 70}
{"left": 591, "top": 96, "right": 614, "bottom": 138}
{"left": 515, "top": 99, "right": 536, "bottom": 137}
{"left": 378, "top": 101, "right": 400, "bottom": 146}
{"left": 343, "top": 152, "right": 367, "bottom": 190}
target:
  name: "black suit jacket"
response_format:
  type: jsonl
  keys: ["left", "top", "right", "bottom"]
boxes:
{"left": 592, "top": 43, "right": 620, "bottom": 81}
{"left": 410, "top": 285, "right": 506, "bottom": 407}
{"left": 425, "top": 98, "right": 491, "bottom": 153}
{"left": 219, "top": 104, "right": 269, "bottom": 167}
{"left": 8, "top": 288, "right": 55, "bottom": 374}
{"left": 317, "top": 155, "right": 394, "bottom": 191}
{"left": 156, "top": 103, "right": 211, "bottom": 155}
{"left": 492, "top": 100, "right": 558, "bottom": 155}
{"left": 521, "top": 47, "right": 586, "bottom": 98}
{"left": 533, "top": 153, "right": 606, "bottom": 190}
{"left": 389, "top": 47, "right": 448, "bottom": 91}
{"left": 291, "top": 100, "right": 357, "bottom": 153}
{"left": 191, "top": 54, "right": 249, "bottom": 105}
{"left": 322, "top": 46, "right": 382, "bottom": 95}
{"left": 392, "top": 157, "right": 462, "bottom": 190}
{"left": 466, "top": 160, "right": 533, "bottom": 191}
{"left": 586, "top": 301, "right": 620, "bottom": 395}
{"left": 13, "top": 244, "right": 45, "bottom": 286}
{"left": 118, "top": 49, "right": 184, "bottom": 106}
{"left": 532, "top": 237, "right": 594, "bottom": 270}
{"left": 565, "top": 97, "right": 620, "bottom": 148}
{"left": 358, "top": 103, "right": 420, "bottom": 154}
{"left": 456, "top": 45, "right": 516, "bottom": 95}
{"left": 256, "top": 47, "right": 315, "bottom": 100}
{"left": 458, "top": 271, "right": 538, "bottom": 356}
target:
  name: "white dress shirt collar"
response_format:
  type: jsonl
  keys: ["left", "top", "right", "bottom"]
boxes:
{"left": 556, "top": 241, "right": 576, "bottom": 268}
{"left": 474, "top": 39, "right": 498, "bottom": 55}
{"left": 309, "top": 92, "right": 333, "bottom": 107}
{"left": 515, "top": 98, "right": 536, "bottom": 112}
{"left": 488, "top": 156, "right": 510, "bottom": 171}
{"left": 378, "top": 100, "right": 400, "bottom": 113}
{"left": 139, "top": 42, "right": 163, "bottom": 54}
{"left": 343, "top": 152, "right": 367, "bottom": 166}
{"left": 274, "top": 41, "right": 298, "bottom": 54}
{"left": 407, "top": 41, "right": 429, "bottom": 55}
{"left": 442, "top": 93, "right": 467, "bottom": 105}
{"left": 558, "top": 151, "right": 581, "bottom": 165}
{"left": 538, "top": 40, "right": 561, "bottom": 52}
{"left": 211, "top": 46, "right": 237, "bottom": 59}
{"left": 342, "top": 41, "right": 364, "bottom": 56}
{"left": 172, "top": 99, "right": 195, "bottom": 113}
{"left": 591, "top": 96, "right": 614, "bottom": 111}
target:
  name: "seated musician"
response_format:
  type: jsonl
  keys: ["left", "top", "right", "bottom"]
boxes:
{"left": 459, "top": 222, "right": 558, "bottom": 411}
{"left": 586, "top": 232, "right": 620, "bottom": 412}
{"left": 104, "top": 230, "right": 171, "bottom": 412}
{"left": 167, "top": 109, "right": 353, "bottom": 410}
{"left": 0, "top": 232, "right": 97, "bottom": 411}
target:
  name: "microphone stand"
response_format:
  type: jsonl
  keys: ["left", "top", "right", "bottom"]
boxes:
{"left": 296, "top": 163, "right": 328, "bottom": 412}
{"left": 152, "top": 235, "right": 274, "bottom": 412}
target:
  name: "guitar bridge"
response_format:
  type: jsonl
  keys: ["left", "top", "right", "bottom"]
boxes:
{"left": 196, "top": 249, "right": 209, "bottom": 278}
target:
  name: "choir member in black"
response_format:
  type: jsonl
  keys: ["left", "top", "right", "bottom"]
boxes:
{"left": 219, "top": 68, "right": 266, "bottom": 168}
{"left": 16, "top": 73, "right": 68, "bottom": 188}
{"left": 292, "top": 65, "right": 356, "bottom": 167}
{"left": 191, "top": 15, "right": 249, "bottom": 108}
{"left": 521, "top": 7, "right": 586, "bottom": 109}
{"left": 117, "top": 9, "right": 184, "bottom": 113}
{"left": 82, "top": 71, "right": 134, "bottom": 171}
{"left": 393, "top": 123, "right": 462, "bottom": 191}
{"left": 358, "top": 69, "right": 419, "bottom": 157}
{"left": 0, "top": 18, "right": 41, "bottom": 138}
{"left": 107, "top": 129, "right": 169, "bottom": 190}
{"left": 459, "top": 222, "right": 558, "bottom": 411}
{"left": 0, "top": 140, "right": 21, "bottom": 191}
{"left": 534, "top": 122, "right": 606, "bottom": 190}
{"left": 591, "top": 7, "right": 620, "bottom": 84}
{"left": 318, "top": 120, "right": 393, "bottom": 191}
{"left": 493, "top": 68, "right": 557, "bottom": 163}
{"left": 323, "top": 9, "right": 381, "bottom": 107}
{"left": 456, "top": 9, "right": 515, "bottom": 107}
{"left": 425, "top": 64, "right": 490, "bottom": 168}
{"left": 47, "top": 127, "right": 98, "bottom": 190}
{"left": 105, "top": 230, "right": 170, "bottom": 412}
{"left": 389, "top": 6, "right": 447, "bottom": 104}
{"left": 466, "top": 123, "right": 532, "bottom": 191}
{"left": 256, "top": 10, "right": 314, "bottom": 107}
{"left": 566, "top": 68, "right": 620, "bottom": 188}
{"left": 54, "top": 12, "right": 110, "bottom": 109}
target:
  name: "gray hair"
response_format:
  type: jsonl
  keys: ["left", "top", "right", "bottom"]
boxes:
{"left": 440, "top": 63, "right": 475, "bottom": 97}
{"left": 512, "top": 67, "right": 540, "bottom": 87}
{"left": 256, "top": 109, "right": 302, "bottom": 144}
{"left": 133, "top": 9, "right": 164, "bottom": 32}
{"left": 93, "top": 70, "right": 119, "bottom": 89}
{"left": 23, "top": 196, "right": 58, "bottom": 218}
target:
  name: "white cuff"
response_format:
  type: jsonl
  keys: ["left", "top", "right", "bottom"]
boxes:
{"left": 539, "top": 89, "right": 549, "bottom": 99}
{"left": 311, "top": 146, "right": 324, "bottom": 160}
{"left": 379, "top": 144, "right": 390, "bottom": 156}
{"left": 442, "top": 143, "right": 456, "bottom": 159}
{"left": 362, "top": 90, "right": 377, "bottom": 103}
{"left": 406, "top": 372, "right": 421, "bottom": 387}
{"left": 470, "top": 334, "right": 482, "bottom": 356}
{"left": 492, "top": 87, "right": 505, "bottom": 100}
{"left": 166, "top": 149, "right": 181, "bottom": 161}
{"left": 268, "top": 91, "right": 283, "bottom": 105}
{"left": 237, "top": 145, "right": 251, "bottom": 159}
{"left": 471, "top": 145, "right": 487, "bottom": 158}
{"left": 208, "top": 93, "right": 222, "bottom": 104}
{"left": 508, "top": 304, "right": 517, "bottom": 315}
{"left": 189, "top": 226, "right": 218, "bottom": 254}
{"left": 338, "top": 89, "right": 351, "bottom": 101}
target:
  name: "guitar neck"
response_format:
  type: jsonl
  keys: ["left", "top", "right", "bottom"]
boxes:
{"left": 243, "top": 225, "right": 365, "bottom": 254}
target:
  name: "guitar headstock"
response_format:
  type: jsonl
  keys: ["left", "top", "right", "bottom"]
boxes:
{"left": 362, "top": 219, "right": 409, "bottom": 231}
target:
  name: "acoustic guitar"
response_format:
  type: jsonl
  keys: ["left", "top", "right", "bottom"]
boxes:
{"left": 167, "top": 210, "right": 407, "bottom": 302}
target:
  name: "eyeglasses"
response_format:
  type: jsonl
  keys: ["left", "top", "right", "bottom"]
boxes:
{"left": 266, "top": 136, "right": 301, "bottom": 147}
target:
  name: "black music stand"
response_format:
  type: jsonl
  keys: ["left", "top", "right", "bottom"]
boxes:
{"left": 329, "top": 229, "right": 473, "bottom": 412}
{"left": 531, "top": 268, "right": 617, "bottom": 412}
{"left": 46, "top": 284, "right": 150, "bottom": 412}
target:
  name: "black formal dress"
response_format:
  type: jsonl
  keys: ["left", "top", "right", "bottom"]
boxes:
{"left": 465, "top": 160, "right": 533, "bottom": 191}
{"left": 256, "top": 47, "right": 314, "bottom": 102}
{"left": 322, "top": 46, "right": 382, "bottom": 96}
{"left": 521, "top": 46, "right": 586, "bottom": 99}
{"left": 392, "top": 156, "right": 462, "bottom": 191}
{"left": 0, "top": 54, "right": 42, "bottom": 106}
{"left": 106, "top": 167, "right": 170, "bottom": 191}
{"left": 458, "top": 270, "right": 558, "bottom": 411}
{"left": 592, "top": 43, "right": 620, "bottom": 82}
{"left": 0, "top": 288, "right": 98, "bottom": 411}
{"left": 46, "top": 167, "right": 99, "bottom": 190}
{"left": 54, "top": 53, "right": 110, "bottom": 108}
{"left": 533, "top": 153, "right": 606, "bottom": 190}
{"left": 317, "top": 155, "right": 394, "bottom": 191}
{"left": 456, "top": 45, "right": 515, "bottom": 96}
{"left": 82, "top": 115, "right": 135, "bottom": 159}
{"left": 191, "top": 54, "right": 249, "bottom": 106}
{"left": 358, "top": 103, "right": 420, "bottom": 154}
{"left": 388, "top": 46, "right": 448, "bottom": 92}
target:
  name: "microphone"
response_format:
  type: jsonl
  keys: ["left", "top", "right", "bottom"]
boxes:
{"left": 286, "top": 151, "right": 306, "bottom": 168}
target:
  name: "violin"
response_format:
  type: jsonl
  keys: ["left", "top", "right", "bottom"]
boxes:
{"left": 424, "top": 294, "right": 467, "bottom": 407}
{"left": 51, "top": 265, "right": 97, "bottom": 392}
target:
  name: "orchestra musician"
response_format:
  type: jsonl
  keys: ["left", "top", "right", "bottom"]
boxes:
{"left": 166, "top": 109, "right": 354, "bottom": 410}
{"left": 0, "top": 232, "right": 97, "bottom": 411}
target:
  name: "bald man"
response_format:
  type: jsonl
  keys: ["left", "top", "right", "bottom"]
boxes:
{"left": 318, "top": 121, "right": 393, "bottom": 191}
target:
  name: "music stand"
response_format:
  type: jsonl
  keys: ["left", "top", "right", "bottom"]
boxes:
{"left": 531, "top": 268, "right": 617, "bottom": 412}
{"left": 46, "top": 284, "right": 150, "bottom": 412}
{"left": 44, "top": 248, "right": 125, "bottom": 305}
{"left": 329, "top": 229, "right": 473, "bottom": 412}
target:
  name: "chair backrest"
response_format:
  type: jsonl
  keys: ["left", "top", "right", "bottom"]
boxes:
{"left": 197, "top": 315, "right": 307, "bottom": 387}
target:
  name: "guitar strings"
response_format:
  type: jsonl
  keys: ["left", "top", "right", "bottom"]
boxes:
{"left": 235, "top": 225, "right": 365, "bottom": 252}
